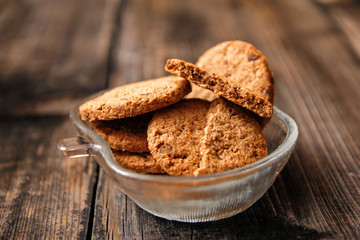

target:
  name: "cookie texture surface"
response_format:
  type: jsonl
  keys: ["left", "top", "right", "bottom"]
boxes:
{"left": 80, "top": 76, "right": 191, "bottom": 121}
{"left": 194, "top": 98, "right": 268, "bottom": 176}
{"left": 113, "top": 151, "right": 165, "bottom": 174}
{"left": 91, "top": 113, "right": 152, "bottom": 152}
{"left": 147, "top": 99, "right": 210, "bottom": 176}
{"left": 165, "top": 59, "right": 273, "bottom": 118}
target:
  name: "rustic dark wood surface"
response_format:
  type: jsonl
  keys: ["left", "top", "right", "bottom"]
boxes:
{"left": 1, "top": 0, "right": 359, "bottom": 239}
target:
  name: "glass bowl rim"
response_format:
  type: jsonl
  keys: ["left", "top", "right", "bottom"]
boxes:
{"left": 70, "top": 94, "right": 298, "bottom": 184}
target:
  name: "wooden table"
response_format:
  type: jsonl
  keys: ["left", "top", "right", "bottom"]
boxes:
{"left": 1, "top": 0, "right": 359, "bottom": 239}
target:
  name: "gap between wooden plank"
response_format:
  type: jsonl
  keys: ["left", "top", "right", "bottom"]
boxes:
{"left": 87, "top": 0, "right": 128, "bottom": 239}
{"left": 86, "top": 164, "right": 99, "bottom": 240}
{"left": 104, "top": 0, "right": 130, "bottom": 89}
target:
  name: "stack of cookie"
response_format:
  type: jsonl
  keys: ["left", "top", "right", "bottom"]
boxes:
{"left": 79, "top": 41, "right": 274, "bottom": 176}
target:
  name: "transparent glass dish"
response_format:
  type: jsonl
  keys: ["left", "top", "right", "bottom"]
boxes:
{"left": 58, "top": 96, "right": 298, "bottom": 223}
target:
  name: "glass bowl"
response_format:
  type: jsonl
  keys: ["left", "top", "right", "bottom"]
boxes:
{"left": 58, "top": 96, "right": 298, "bottom": 223}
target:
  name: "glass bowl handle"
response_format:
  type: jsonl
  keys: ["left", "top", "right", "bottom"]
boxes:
{"left": 57, "top": 136, "right": 94, "bottom": 158}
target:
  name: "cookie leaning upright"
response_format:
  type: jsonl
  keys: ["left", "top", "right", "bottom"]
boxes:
{"left": 165, "top": 41, "right": 274, "bottom": 119}
{"left": 79, "top": 76, "right": 191, "bottom": 121}
{"left": 194, "top": 98, "right": 268, "bottom": 176}
{"left": 147, "top": 99, "right": 210, "bottom": 176}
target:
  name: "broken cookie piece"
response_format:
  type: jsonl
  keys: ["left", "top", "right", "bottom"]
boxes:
{"left": 165, "top": 41, "right": 274, "bottom": 121}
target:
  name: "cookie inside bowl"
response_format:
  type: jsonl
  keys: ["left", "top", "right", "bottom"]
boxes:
{"left": 77, "top": 41, "right": 277, "bottom": 176}
{"left": 61, "top": 102, "right": 297, "bottom": 222}
{"left": 82, "top": 95, "right": 270, "bottom": 176}
{"left": 59, "top": 40, "right": 298, "bottom": 222}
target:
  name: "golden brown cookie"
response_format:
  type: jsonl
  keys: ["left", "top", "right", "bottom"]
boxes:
{"left": 113, "top": 151, "right": 165, "bottom": 174}
{"left": 196, "top": 41, "right": 274, "bottom": 106}
{"left": 80, "top": 76, "right": 191, "bottom": 121}
{"left": 90, "top": 113, "right": 152, "bottom": 153}
{"left": 147, "top": 99, "right": 210, "bottom": 176}
{"left": 194, "top": 98, "right": 268, "bottom": 176}
{"left": 165, "top": 59, "right": 272, "bottom": 118}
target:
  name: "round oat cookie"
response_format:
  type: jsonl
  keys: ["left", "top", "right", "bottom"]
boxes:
{"left": 194, "top": 98, "right": 268, "bottom": 176}
{"left": 91, "top": 113, "right": 152, "bottom": 153}
{"left": 112, "top": 151, "right": 165, "bottom": 174}
{"left": 196, "top": 41, "right": 274, "bottom": 107}
{"left": 79, "top": 76, "right": 191, "bottom": 121}
{"left": 147, "top": 99, "right": 210, "bottom": 176}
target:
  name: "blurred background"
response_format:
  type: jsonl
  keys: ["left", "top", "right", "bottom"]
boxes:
{"left": 1, "top": 0, "right": 359, "bottom": 239}
{"left": 1, "top": 0, "right": 358, "bottom": 118}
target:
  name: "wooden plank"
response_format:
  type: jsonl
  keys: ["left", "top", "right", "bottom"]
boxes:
{"left": 0, "top": 117, "right": 98, "bottom": 239}
{"left": 234, "top": 0, "right": 360, "bottom": 238}
{"left": 91, "top": 170, "right": 194, "bottom": 239}
{"left": 316, "top": 1, "right": 360, "bottom": 59}
{"left": 0, "top": 0, "right": 120, "bottom": 116}
{"left": 89, "top": 0, "right": 360, "bottom": 239}
{"left": 0, "top": 0, "right": 121, "bottom": 237}
{"left": 108, "top": 0, "right": 233, "bottom": 87}
{"left": 0, "top": 0, "right": 121, "bottom": 234}
{"left": 0, "top": 94, "right": 90, "bottom": 117}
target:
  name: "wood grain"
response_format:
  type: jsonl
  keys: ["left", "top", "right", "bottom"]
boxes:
{"left": 318, "top": 1, "right": 360, "bottom": 59}
{"left": 108, "top": 0, "right": 216, "bottom": 87}
{"left": 238, "top": 0, "right": 360, "bottom": 237}
{"left": 0, "top": 0, "right": 120, "bottom": 116}
{"left": 0, "top": 0, "right": 360, "bottom": 239}
{"left": 0, "top": 117, "right": 97, "bottom": 239}
{"left": 0, "top": 0, "right": 116, "bottom": 239}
